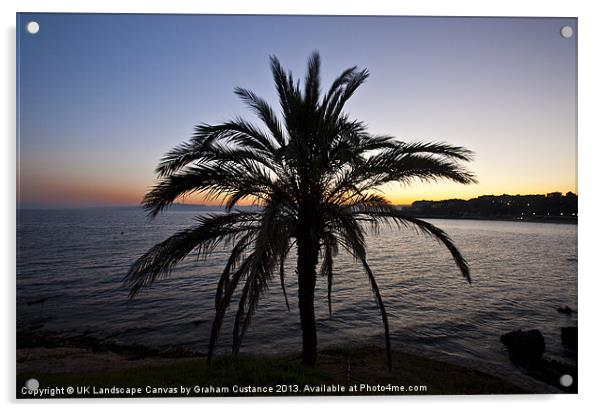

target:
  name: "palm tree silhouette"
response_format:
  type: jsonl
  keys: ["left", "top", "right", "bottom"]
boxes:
{"left": 125, "top": 52, "right": 476, "bottom": 369}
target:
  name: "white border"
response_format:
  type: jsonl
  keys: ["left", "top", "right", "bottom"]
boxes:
{"left": 3, "top": 1, "right": 601, "bottom": 411}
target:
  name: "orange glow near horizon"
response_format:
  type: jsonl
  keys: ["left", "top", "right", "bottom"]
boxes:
{"left": 382, "top": 183, "right": 578, "bottom": 205}
{"left": 19, "top": 147, "right": 577, "bottom": 207}
{"left": 19, "top": 185, "right": 579, "bottom": 209}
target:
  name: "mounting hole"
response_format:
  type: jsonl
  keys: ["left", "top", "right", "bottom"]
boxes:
{"left": 559, "top": 374, "right": 573, "bottom": 387}
{"left": 26, "top": 21, "right": 40, "bottom": 34}
{"left": 560, "top": 25, "right": 573, "bottom": 39}
{"left": 25, "top": 378, "right": 39, "bottom": 391}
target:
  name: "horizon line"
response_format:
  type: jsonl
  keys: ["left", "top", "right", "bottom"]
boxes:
{"left": 16, "top": 190, "right": 578, "bottom": 210}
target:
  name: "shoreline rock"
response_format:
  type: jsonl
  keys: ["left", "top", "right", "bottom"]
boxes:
{"left": 557, "top": 305, "right": 575, "bottom": 315}
{"left": 561, "top": 326, "right": 577, "bottom": 350}
{"left": 500, "top": 329, "right": 545, "bottom": 362}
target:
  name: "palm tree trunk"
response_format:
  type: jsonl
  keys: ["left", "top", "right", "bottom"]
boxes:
{"left": 296, "top": 206, "right": 319, "bottom": 366}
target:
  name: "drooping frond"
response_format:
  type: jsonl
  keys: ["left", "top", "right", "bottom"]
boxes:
{"left": 208, "top": 253, "right": 253, "bottom": 364}
{"left": 279, "top": 241, "right": 296, "bottom": 312}
{"left": 215, "top": 231, "right": 257, "bottom": 310}
{"left": 347, "top": 205, "right": 472, "bottom": 283}
{"left": 320, "top": 232, "right": 338, "bottom": 317}
{"left": 208, "top": 203, "right": 294, "bottom": 363}
{"left": 391, "top": 214, "right": 471, "bottom": 283}
{"left": 320, "top": 204, "right": 392, "bottom": 370}
{"left": 125, "top": 212, "right": 261, "bottom": 297}
{"left": 359, "top": 256, "right": 392, "bottom": 371}
{"left": 231, "top": 200, "right": 293, "bottom": 354}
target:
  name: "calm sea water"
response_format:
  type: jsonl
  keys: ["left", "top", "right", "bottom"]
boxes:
{"left": 17, "top": 208, "right": 577, "bottom": 371}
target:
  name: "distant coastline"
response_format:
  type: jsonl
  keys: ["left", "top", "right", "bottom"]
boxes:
{"left": 400, "top": 192, "right": 577, "bottom": 224}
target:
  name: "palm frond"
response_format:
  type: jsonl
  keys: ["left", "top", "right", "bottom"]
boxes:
{"left": 366, "top": 152, "right": 478, "bottom": 186}
{"left": 215, "top": 231, "right": 257, "bottom": 310}
{"left": 321, "top": 66, "right": 358, "bottom": 110}
{"left": 125, "top": 212, "right": 261, "bottom": 297}
{"left": 208, "top": 254, "right": 252, "bottom": 364}
{"left": 393, "top": 141, "right": 475, "bottom": 162}
{"left": 270, "top": 55, "right": 295, "bottom": 119}
{"left": 193, "top": 120, "right": 278, "bottom": 155}
{"left": 155, "top": 141, "right": 205, "bottom": 177}
{"left": 321, "top": 204, "right": 391, "bottom": 370}
{"left": 234, "top": 87, "right": 286, "bottom": 147}
{"left": 143, "top": 164, "right": 242, "bottom": 217}
{"left": 328, "top": 68, "right": 370, "bottom": 120}
{"left": 231, "top": 202, "right": 292, "bottom": 354}
{"left": 350, "top": 207, "right": 472, "bottom": 283}
{"left": 279, "top": 241, "right": 296, "bottom": 312}
{"left": 231, "top": 249, "right": 278, "bottom": 354}
{"left": 359, "top": 256, "right": 392, "bottom": 371}
{"left": 304, "top": 51, "right": 321, "bottom": 109}
{"left": 208, "top": 209, "right": 292, "bottom": 363}
{"left": 320, "top": 232, "right": 338, "bottom": 317}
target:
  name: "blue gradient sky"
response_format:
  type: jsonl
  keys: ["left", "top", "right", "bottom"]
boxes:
{"left": 17, "top": 14, "right": 577, "bottom": 207}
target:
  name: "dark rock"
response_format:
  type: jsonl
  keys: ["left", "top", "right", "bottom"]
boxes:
{"left": 501, "top": 329, "right": 546, "bottom": 361}
{"left": 561, "top": 326, "right": 577, "bottom": 350}
{"left": 557, "top": 305, "right": 575, "bottom": 315}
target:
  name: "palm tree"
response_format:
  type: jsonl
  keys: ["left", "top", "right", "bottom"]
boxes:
{"left": 125, "top": 52, "right": 476, "bottom": 370}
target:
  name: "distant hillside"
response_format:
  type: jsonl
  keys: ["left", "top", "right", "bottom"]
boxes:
{"left": 402, "top": 192, "right": 577, "bottom": 223}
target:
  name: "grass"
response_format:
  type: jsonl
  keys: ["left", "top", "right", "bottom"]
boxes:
{"left": 17, "top": 346, "right": 529, "bottom": 398}
{"left": 18, "top": 354, "right": 328, "bottom": 398}
{"left": 318, "top": 346, "right": 529, "bottom": 395}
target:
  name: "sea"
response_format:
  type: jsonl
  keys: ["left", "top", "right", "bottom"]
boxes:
{"left": 17, "top": 208, "right": 577, "bottom": 375}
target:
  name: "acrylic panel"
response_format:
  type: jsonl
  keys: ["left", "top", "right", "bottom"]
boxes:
{"left": 16, "top": 13, "right": 577, "bottom": 398}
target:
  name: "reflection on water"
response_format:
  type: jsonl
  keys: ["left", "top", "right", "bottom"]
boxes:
{"left": 17, "top": 208, "right": 577, "bottom": 371}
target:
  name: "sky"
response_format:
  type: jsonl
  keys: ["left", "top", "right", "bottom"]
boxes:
{"left": 17, "top": 14, "right": 577, "bottom": 208}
